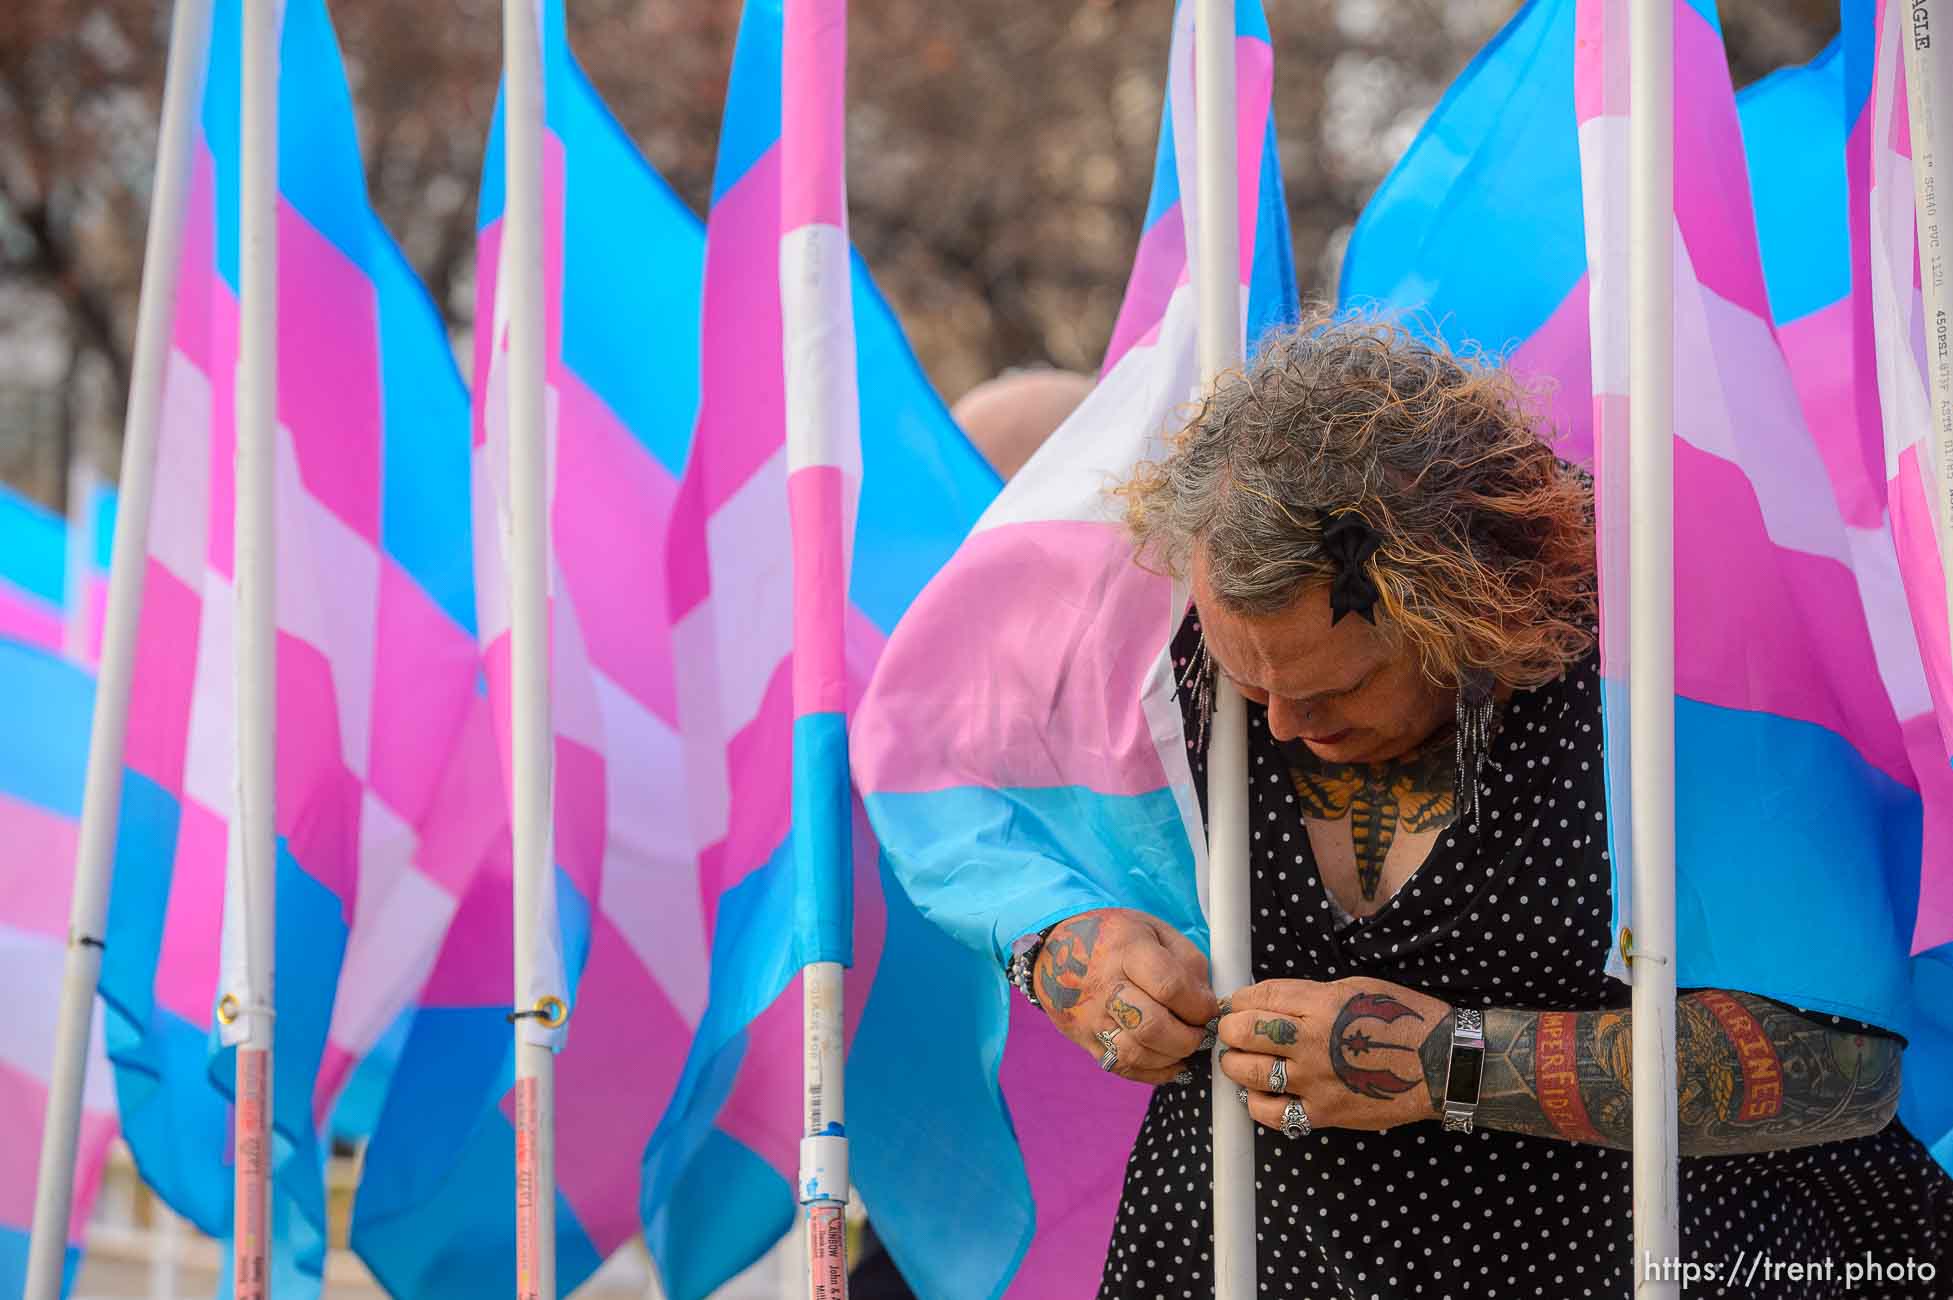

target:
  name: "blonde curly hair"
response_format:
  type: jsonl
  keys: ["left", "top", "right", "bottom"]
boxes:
{"left": 1117, "top": 309, "right": 1596, "bottom": 690}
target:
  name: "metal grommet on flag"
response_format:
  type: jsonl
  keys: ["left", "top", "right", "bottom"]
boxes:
{"left": 507, "top": 995, "right": 568, "bottom": 1028}
{"left": 216, "top": 993, "right": 276, "bottom": 1027}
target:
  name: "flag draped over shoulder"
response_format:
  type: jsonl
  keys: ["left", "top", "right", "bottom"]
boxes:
{"left": 1341, "top": 0, "right": 1952, "bottom": 1165}
{"left": 98, "top": 0, "right": 481, "bottom": 1291}
{"left": 0, "top": 642, "right": 117, "bottom": 1294}
{"left": 852, "top": 3, "right": 1297, "bottom": 1295}
{"left": 350, "top": 2, "right": 706, "bottom": 1292}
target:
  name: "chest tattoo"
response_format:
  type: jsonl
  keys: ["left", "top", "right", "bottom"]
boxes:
{"left": 1288, "top": 733, "right": 1458, "bottom": 899}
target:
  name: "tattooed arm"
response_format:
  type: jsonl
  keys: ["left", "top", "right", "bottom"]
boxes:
{"left": 1417, "top": 990, "right": 1903, "bottom": 1156}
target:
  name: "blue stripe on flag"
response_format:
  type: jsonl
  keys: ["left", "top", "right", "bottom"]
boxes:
{"left": 792, "top": 711, "right": 854, "bottom": 967}
{"left": 865, "top": 784, "right": 1208, "bottom": 965}
{"left": 708, "top": 0, "right": 784, "bottom": 208}
{"left": 203, "top": 0, "right": 380, "bottom": 291}
{"left": 1738, "top": 35, "right": 1851, "bottom": 326}
{"left": 0, "top": 1229, "right": 79, "bottom": 1300}
{"left": 850, "top": 848, "right": 1033, "bottom": 1298}
{"left": 0, "top": 641, "right": 93, "bottom": 816}
{"left": 1339, "top": 0, "right": 1583, "bottom": 351}
{"left": 849, "top": 249, "right": 1001, "bottom": 634}
{"left": 0, "top": 483, "right": 67, "bottom": 605}
{"left": 356, "top": 1047, "right": 606, "bottom": 1299}
{"left": 644, "top": 1130, "right": 793, "bottom": 1300}
{"left": 89, "top": 487, "right": 116, "bottom": 573}
{"left": 1669, "top": 699, "right": 1917, "bottom": 1025}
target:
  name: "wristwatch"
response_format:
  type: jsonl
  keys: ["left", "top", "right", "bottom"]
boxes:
{"left": 1441, "top": 1007, "right": 1485, "bottom": 1133}
{"left": 1005, "top": 924, "right": 1060, "bottom": 1008}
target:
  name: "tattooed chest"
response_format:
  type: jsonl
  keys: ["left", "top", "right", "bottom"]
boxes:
{"left": 1288, "top": 741, "right": 1458, "bottom": 906}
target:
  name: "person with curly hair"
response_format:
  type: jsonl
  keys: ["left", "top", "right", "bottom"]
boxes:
{"left": 1009, "top": 314, "right": 1953, "bottom": 1297}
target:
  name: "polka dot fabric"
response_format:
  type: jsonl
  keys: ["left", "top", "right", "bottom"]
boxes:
{"left": 1096, "top": 614, "right": 1953, "bottom": 1298}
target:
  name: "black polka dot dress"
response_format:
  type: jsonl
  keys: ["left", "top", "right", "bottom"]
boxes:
{"left": 1097, "top": 615, "right": 1953, "bottom": 1299}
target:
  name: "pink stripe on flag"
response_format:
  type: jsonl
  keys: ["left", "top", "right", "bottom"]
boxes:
{"left": 700, "top": 660, "right": 795, "bottom": 920}
{"left": 1674, "top": 441, "right": 1911, "bottom": 785}
{"left": 470, "top": 222, "right": 502, "bottom": 451}
{"left": 553, "top": 735, "right": 607, "bottom": 906}
{"left": 1572, "top": 0, "right": 1623, "bottom": 125}
{"left": 1901, "top": 711, "right": 1953, "bottom": 954}
{"left": 1103, "top": 207, "right": 1187, "bottom": 375}
{"left": 416, "top": 847, "right": 514, "bottom": 1010}
{"left": 1233, "top": 35, "right": 1273, "bottom": 285}
{"left": 204, "top": 274, "right": 241, "bottom": 581}
{"left": 540, "top": 911, "right": 696, "bottom": 1254}
{"left": 0, "top": 1059, "right": 117, "bottom": 1242}
{"left": 154, "top": 797, "right": 227, "bottom": 1027}
{"left": 551, "top": 367, "right": 683, "bottom": 723}
{"left": 997, "top": 1006, "right": 1151, "bottom": 1297}
{"left": 0, "top": 589, "right": 62, "bottom": 652}
{"left": 410, "top": 695, "right": 508, "bottom": 899}
{"left": 779, "top": 0, "right": 847, "bottom": 232}
{"left": 789, "top": 465, "right": 849, "bottom": 717}
{"left": 1777, "top": 299, "right": 1887, "bottom": 529}
{"left": 124, "top": 560, "right": 201, "bottom": 796}
{"left": 854, "top": 521, "right": 1177, "bottom": 798}
{"left": 1672, "top": 5, "right": 1773, "bottom": 324}
{"left": 278, "top": 202, "right": 383, "bottom": 542}
{"left": 171, "top": 147, "right": 218, "bottom": 372}
{"left": 1507, "top": 275, "right": 1595, "bottom": 462}
{"left": 274, "top": 631, "right": 361, "bottom": 913}
{"left": 0, "top": 793, "right": 82, "bottom": 938}
{"left": 691, "top": 146, "right": 789, "bottom": 525}
{"left": 1892, "top": 445, "right": 1953, "bottom": 744}
{"left": 369, "top": 562, "right": 481, "bottom": 826}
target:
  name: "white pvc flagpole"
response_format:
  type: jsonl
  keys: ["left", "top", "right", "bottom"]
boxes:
{"left": 1899, "top": 1, "right": 1953, "bottom": 644}
{"left": 503, "top": 3, "right": 558, "bottom": 1297}
{"left": 23, "top": 2, "right": 213, "bottom": 1294}
{"left": 1190, "top": 2, "right": 1253, "bottom": 1296}
{"left": 1628, "top": 0, "right": 1680, "bottom": 1294}
{"left": 229, "top": 1, "right": 281, "bottom": 1293}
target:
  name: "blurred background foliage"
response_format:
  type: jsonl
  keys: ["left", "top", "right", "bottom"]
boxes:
{"left": 0, "top": 0, "right": 1836, "bottom": 508}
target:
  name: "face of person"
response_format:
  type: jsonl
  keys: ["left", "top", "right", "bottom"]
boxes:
{"left": 1190, "top": 547, "right": 1452, "bottom": 765}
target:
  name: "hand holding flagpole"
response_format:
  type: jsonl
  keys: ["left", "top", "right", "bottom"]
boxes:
{"left": 1189, "top": 2, "right": 1254, "bottom": 1295}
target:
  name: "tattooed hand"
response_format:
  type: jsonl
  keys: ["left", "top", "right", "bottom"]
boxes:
{"left": 1032, "top": 909, "right": 1218, "bottom": 1085}
{"left": 1218, "top": 976, "right": 1452, "bottom": 1132}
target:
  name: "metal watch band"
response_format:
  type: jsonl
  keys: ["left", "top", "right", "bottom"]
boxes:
{"left": 1442, "top": 1006, "right": 1486, "bottom": 1134}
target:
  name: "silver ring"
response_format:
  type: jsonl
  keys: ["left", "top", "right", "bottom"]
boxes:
{"left": 1098, "top": 1043, "right": 1119, "bottom": 1072}
{"left": 1281, "top": 1098, "right": 1311, "bottom": 1140}
{"left": 1267, "top": 1058, "right": 1287, "bottom": 1093}
{"left": 1234, "top": 1085, "right": 1250, "bottom": 1105}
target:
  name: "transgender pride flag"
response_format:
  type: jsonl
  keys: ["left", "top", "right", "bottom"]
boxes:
{"left": 0, "top": 482, "right": 115, "bottom": 662}
{"left": 351, "top": 3, "right": 709, "bottom": 1292}
{"left": 1341, "top": 0, "right": 1952, "bottom": 1161}
{"left": 98, "top": 0, "right": 482, "bottom": 1291}
{"left": 0, "top": 642, "right": 117, "bottom": 1295}
{"left": 853, "top": 2, "right": 1297, "bottom": 1294}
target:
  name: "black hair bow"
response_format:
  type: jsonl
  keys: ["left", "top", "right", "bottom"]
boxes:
{"left": 1315, "top": 509, "right": 1383, "bottom": 625}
